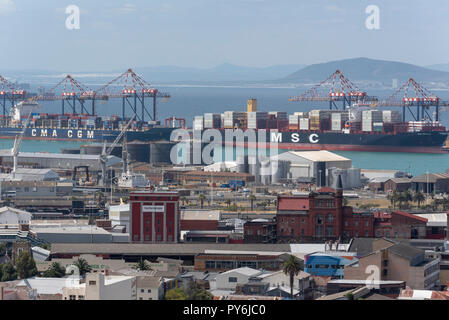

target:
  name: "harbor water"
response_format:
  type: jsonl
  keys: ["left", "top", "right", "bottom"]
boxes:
{"left": 8, "top": 86, "right": 449, "bottom": 176}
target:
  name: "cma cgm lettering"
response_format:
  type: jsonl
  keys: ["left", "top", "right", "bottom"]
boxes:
{"left": 29, "top": 128, "right": 96, "bottom": 139}
{"left": 0, "top": 126, "right": 175, "bottom": 142}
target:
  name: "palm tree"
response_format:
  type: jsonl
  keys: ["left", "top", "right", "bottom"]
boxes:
{"left": 133, "top": 258, "right": 151, "bottom": 271}
{"left": 198, "top": 194, "right": 206, "bottom": 209}
{"left": 248, "top": 194, "right": 256, "bottom": 211}
{"left": 413, "top": 191, "right": 425, "bottom": 208}
{"left": 282, "top": 255, "right": 303, "bottom": 299}
{"left": 73, "top": 258, "right": 91, "bottom": 276}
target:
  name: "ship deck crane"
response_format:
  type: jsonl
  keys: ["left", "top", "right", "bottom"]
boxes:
{"left": 11, "top": 112, "right": 32, "bottom": 179}
{"left": 99, "top": 116, "right": 135, "bottom": 187}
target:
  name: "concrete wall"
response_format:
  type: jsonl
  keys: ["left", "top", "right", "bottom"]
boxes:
{"left": 344, "top": 251, "right": 383, "bottom": 281}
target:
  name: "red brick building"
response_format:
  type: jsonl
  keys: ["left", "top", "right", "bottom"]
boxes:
{"left": 129, "top": 190, "right": 180, "bottom": 243}
{"left": 277, "top": 185, "right": 374, "bottom": 241}
{"left": 373, "top": 211, "right": 427, "bottom": 239}
{"left": 243, "top": 218, "right": 277, "bottom": 243}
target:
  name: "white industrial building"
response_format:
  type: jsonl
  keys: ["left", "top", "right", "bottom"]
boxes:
{"left": 0, "top": 206, "right": 32, "bottom": 225}
{"left": 30, "top": 225, "right": 129, "bottom": 243}
{"left": 0, "top": 150, "right": 121, "bottom": 171}
{"left": 271, "top": 150, "right": 352, "bottom": 181}
{"left": 327, "top": 167, "right": 362, "bottom": 190}
{"left": 204, "top": 161, "right": 239, "bottom": 172}
{"left": 0, "top": 168, "right": 59, "bottom": 182}
{"left": 108, "top": 204, "right": 130, "bottom": 232}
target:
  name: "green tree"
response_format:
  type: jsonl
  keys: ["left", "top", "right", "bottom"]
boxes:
{"left": 225, "top": 198, "right": 231, "bottom": 208}
{"left": 15, "top": 251, "right": 38, "bottom": 279}
{"left": 1, "top": 263, "right": 17, "bottom": 281}
{"left": 282, "top": 255, "right": 303, "bottom": 299}
{"left": 0, "top": 243, "right": 6, "bottom": 256}
{"left": 198, "top": 194, "right": 206, "bottom": 209}
{"left": 165, "top": 287, "right": 187, "bottom": 300}
{"left": 133, "top": 258, "right": 152, "bottom": 271}
{"left": 43, "top": 262, "right": 66, "bottom": 278}
{"left": 413, "top": 191, "right": 425, "bottom": 208}
{"left": 73, "top": 258, "right": 92, "bottom": 276}
{"left": 248, "top": 194, "right": 256, "bottom": 211}
{"left": 185, "top": 282, "right": 213, "bottom": 300}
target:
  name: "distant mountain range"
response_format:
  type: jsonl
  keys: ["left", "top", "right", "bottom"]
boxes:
{"left": 426, "top": 63, "right": 449, "bottom": 72}
{"left": 5, "top": 58, "right": 449, "bottom": 88}
{"left": 282, "top": 57, "right": 449, "bottom": 84}
{"left": 134, "top": 63, "right": 306, "bottom": 83}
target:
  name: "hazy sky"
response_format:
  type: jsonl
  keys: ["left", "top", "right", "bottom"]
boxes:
{"left": 1, "top": 0, "right": 448, "bottom": 71}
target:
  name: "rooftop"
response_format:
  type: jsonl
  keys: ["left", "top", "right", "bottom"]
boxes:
{"left": 274, "top": 150, "right": 351, "bottom": 162}
{"left": 50, "top": 243, "right": 293, "bottom": 256}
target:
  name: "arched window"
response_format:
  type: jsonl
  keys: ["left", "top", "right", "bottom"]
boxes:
{"left": 326, "top": 214, "right": 334, "bottom": 223}
{"left": 315, "top": 214, "right": 323, "bottom": 225}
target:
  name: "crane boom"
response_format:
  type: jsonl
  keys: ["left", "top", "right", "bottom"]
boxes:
{"left": 104, "top": 116, "right": 135, "bottom": 158}
{"left": 99, "top": 116, "right": 135, "bottom": 187}
{"left": 12, "top": 111, "right": 32, "bottom": 156}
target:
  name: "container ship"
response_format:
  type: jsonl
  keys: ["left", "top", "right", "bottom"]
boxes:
{"left": 0, "top": 101, "right": 175, "bottom": 142}
{"left": 193, "top": 99, "right": 449, "bottom": 154}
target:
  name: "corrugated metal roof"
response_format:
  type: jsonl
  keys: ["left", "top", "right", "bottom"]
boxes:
{"left": 274, "top": 150, "right": 351, "bottom": 162}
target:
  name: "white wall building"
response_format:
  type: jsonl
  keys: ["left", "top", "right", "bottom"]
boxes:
{"left": 272, "top": 151, "right": 352, "bottom": 180}
{"left": 214, "top": 267, "right": 265, "bottom": 290}
{"left": 62, "top": 273, "right": 137, "bottom": 300}
{"left": 0, "top": 206, "right": 31, "bottom": 225}
{"left": 108, "top": 204, "right": 130, "bottom": 232}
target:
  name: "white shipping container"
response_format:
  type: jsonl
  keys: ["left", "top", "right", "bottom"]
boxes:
{"left": 289, "top": 115, "right": 299, "bottom": 124}
{"left": 299, "top": 118, "right": 309, "bottom": 130}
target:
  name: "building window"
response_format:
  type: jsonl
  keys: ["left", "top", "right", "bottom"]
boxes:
{"left": 365, "top": 231, "right": 369, "bottom": 237}
{"left": 89, "top": 281, "right": 96, "bottom": 285}
{"left": 78, "top": 296, "right": 84, "bottom": 300}
{"left": 315, "top": 225, "right": 323, "bottom": 237}
{"left": 354, "top": 221, "right": 359, "bottom": 227}
{"left": 141, "top": 289, "right": 144, "bottom": 293}
{"left": 326, "top": 226, "right": 334, "bottom": 237}
{"left": 229, "top": 277, "right": 238, "bottom": 283}
{"left": 69, "top": 295, "right": 76, "bottom": 300}
{"left": 383, "top": 269, "right": 388, "bottom": 276}
{"left": 365, "top": 220, "right": 370, "bottom": 227}
{"left": 344, "top": 221, "right": 348, "bottom": 227}
{"left": 148, "top": 289, "right": 151, "bottom": 293}
{"left": 315, "top": 215, "right": 323, "bottom": 225}
{"left": 139, "top": 297, "right": 143, "bottom": 300}
{"left": 326, "top": 214, "right": 334, "bottom": 223}
{"left": 355, "top": 230, "right": 358, "bottom": 237}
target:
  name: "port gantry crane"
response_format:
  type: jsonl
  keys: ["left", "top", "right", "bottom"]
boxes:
{"left": 288, "top": 70, "right": 449, "bottom": 123}
{"left": 94, "top": 68, "right": 171, "bottom": 122}
{"left": 99, "top": 116, "right": 135, "bottom": 187}
{"left": 375, "top": 78, "right": 449, "bottom": 122}
{"left": 288, "top": 70, "right": 379, "bottom": 110}
{"left": 0, "top": 75, "right": 26, "bottom": 116}
{"left": 37, "top": 75, "right": 109, "bottom": 115}
{"left": 12, "top": 68, "right": 170, "bottom": 122}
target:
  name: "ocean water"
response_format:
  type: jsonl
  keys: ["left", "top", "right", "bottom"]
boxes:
{"left": 8, "top": 86, "right": 449, "bottom": 175}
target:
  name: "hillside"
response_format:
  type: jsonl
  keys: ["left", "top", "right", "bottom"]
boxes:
{"left": 283, "top": 58, "right": 449, "bottom": 84}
